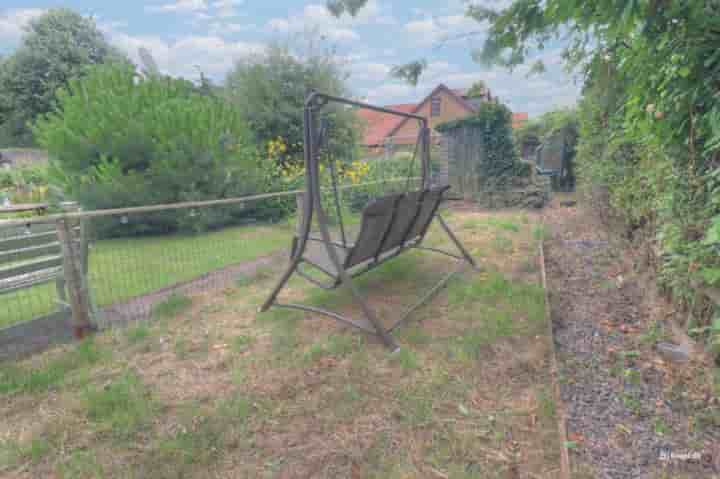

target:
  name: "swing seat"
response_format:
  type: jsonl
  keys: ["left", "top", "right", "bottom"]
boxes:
{"left": 296, "top": 185, "right": 450, "bottom": 284}
{"left": 262, "top": 91, "right": 477, "bottom": 351}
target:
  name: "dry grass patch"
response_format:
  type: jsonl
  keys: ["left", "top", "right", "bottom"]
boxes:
{"left": 0, "top": 208, "right": 561, "bottom": 478}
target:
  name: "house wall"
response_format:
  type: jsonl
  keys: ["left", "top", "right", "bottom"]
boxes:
{"left": 389, "top": 90, "right": 474, "bottom": 145}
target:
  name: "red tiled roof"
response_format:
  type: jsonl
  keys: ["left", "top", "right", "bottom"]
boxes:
{"left": 512, "top": 112, "right": 529, "bottom": 129}
{"left": 356, "top": 103, "right": 416, "bottom": 146}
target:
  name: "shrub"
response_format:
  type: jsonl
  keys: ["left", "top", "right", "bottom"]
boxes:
{"left": 34, "top": 64, "right": 275, "bottom": 236}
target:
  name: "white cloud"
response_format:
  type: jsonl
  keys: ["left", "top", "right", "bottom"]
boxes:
{"left": 145, "top": 0, "right": 208, "bottom": 14}
{"left": 103, "top": 23, "right": 262, "bottom": 79}
{"left": 211, "top": 0, "right": 243, "bottom": 18}
{"left": 0, "top": 8, "right": 45, "bottom": 42}
{"left": 403, "top": 14, "right": 482, "bottom": 46}
{"left": 350, "top": 61, "right": 392, "bottom": 82}
{"left": 266, "top": 1, "right": 395, "bottom": 43}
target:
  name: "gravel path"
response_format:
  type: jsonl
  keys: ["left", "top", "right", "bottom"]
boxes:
{"left": 543, "top": 203, "right": 719, "bottom": 478}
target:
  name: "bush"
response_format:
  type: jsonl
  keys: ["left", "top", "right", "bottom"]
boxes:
{"left": 34, "top": 64, "right": 275, "bottom": 236}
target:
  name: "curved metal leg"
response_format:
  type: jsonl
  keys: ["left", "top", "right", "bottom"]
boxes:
{"left": 259, "top": 258, "right": 300, "bottom": 312}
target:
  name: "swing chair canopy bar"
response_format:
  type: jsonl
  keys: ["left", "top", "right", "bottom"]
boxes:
{"left": 306, "top": 91, "right": 427, "bottom": 122}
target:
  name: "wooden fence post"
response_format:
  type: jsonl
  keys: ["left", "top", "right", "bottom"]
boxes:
{"left": 56, "top": 217, "right": 94, "bottom": 339}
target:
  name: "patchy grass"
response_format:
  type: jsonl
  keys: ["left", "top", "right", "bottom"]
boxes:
{"left": 0, "top": 339, "right": 106, "bottom": 395}
{"left": 0, "top": 209, "right": 561, "bottom": 478}
{"left": 152, "top": 293, "right": 193, "bottom": 318}
{"left": 83, "top": 372, "right": 156, "bottom": 439}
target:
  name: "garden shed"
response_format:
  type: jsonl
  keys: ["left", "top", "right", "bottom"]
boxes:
{"left": 435, "top": 104, "right": 550, "bottom": 208}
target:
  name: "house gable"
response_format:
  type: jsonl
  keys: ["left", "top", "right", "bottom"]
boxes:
{"left": 387, "top": 84, "right": 477, "bottom": 142}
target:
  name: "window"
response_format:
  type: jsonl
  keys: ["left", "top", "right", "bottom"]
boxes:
{"left": 431, "top": 96, "right": 441, "bottom": 117}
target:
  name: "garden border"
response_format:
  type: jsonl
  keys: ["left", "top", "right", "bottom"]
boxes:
{"left": 539, "top": 237, "right": 572, "bottom": 479}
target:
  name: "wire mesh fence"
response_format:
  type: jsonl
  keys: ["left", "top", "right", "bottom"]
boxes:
{"left": 0, "top": 194, "right": 297, "bottom": 333}
{"left": 1, "top": 176, "right": 425, "bottom": 337}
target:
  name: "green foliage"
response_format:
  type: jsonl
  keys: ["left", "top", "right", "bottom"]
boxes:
{"left": 390, "top": 60, "right": 427, "bottom": 86}
{"left": 225, "top": 43, "right": 356, "bottom": 164}
{"left": 465, "top": 80, "right": 489, "bottom": 99}
{"left": 471, "top": 0, "right": 720, "bottom": 336}
{"left": 34, "top": 63, "right": 276, "bottom": 235}
{"left": 0, "top": 8, "right": 122, "bottom": 147}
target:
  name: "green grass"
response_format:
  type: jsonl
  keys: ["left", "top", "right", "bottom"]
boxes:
{"left": 152, "top": 293, "right": 192, "bottom": 318}
{"left": 1, "top": 222, "right": 290, "bottom": 328}
{"left": 392, "top": 347, "right": 420, "bottom": 372}
{"left": 83, "top": 372, "right": 155, "bottom": 439}
{"left": 0, "top": 339, "right": 106, "bottom": 395}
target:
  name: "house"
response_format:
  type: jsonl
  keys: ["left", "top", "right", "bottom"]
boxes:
{"left": 357, "top": 83, "right": 528, "bottom": 150}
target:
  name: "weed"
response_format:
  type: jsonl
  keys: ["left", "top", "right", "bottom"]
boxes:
{"left": 235, "top": 274, "right": 253, "bottom": 288}
{"left": 392, "top": 348, "right": 419, "bottom": 372}
{"left": 621, "top": 393, "right": 643, "bottom": 415}
{"left": 402, "top": 325, "right": 431, "bottom": 345}
{"left": 83, "top": 372, "right": 155, "bottom": 439}
{"left": 492, "top": 234, "right": 514, "bottom": 254}
{"left": 653, "top": 417, "right": 670, "bottom": 436}
{"left": 125, "top": 322, "right": 151, "bottom": 344}
{"left": 533, "top": 225, "right": 549, "bottom": 242}
{"left": 153, "top": 293, "right": 192, "bottom": 318}
{"left": 325, "top": 334, "right": 357, "bottom": 356}
{"left": 462, "top": 219, "right": 482, "bottom": 230}
{"left": 231, "top": 334, "right": 255, "bottom": 353}
{"left": 218, "top": 395, "right": 253, "bottom": 423}
{"left": 58, "top": 450, "right": 104, "bottom": 478}
{"left": 174, "top": 338, "right": 189, "bottom": 359}
{"left": 0, "top": 439, "right": 21, "bottom": 469}
{"left": 157, "top": 415, "right": 227, "bottom": 466}
{"left": 519, "top": 257, "right": 539, "bottom": 274}
{"left": 270, "top": 318, "right": 298, "bottom": 358}
{"left": 303, "top": 334, "right": 357, "bottom": 362}
{"left": 640, "top": 321, "right": 663, "bottom": 346}
{"left": 694, "top": 407, "right": 720, "bottom": 432}
{"left": 489, "top": 218, "right": 520, "bottom": 232}
{"left": 342, "top": 383, "right": 362, "bottom": 403}
{"left": 396, "top": 387, "right": 433, "bottom": 426}
{"left": 303, "top": 343, "right": 326, "bottom": 363}
{"left": 537, "top": 387, "right": 556, "bottom": 422}
{"left": 0, "top": 339, "right": 105, "bottom": 395}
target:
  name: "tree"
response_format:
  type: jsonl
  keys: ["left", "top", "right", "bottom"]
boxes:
{"left": 34, "top": 63, "right": 270, "bottom": 235}
{"left": 0, "top": 8, "right": 122, "bottom": 146}
{"left": 466, "top": 80, "right": 489, "bottom": 99}
{"left": 225, "top": 42, "right": 357, "bottom": 162}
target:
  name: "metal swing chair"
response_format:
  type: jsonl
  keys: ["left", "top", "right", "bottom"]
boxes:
{"left": 260, "top": 91, "right": 477, "bottom": 351}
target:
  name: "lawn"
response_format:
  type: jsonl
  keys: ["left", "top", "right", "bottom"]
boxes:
{"left": 0, "top": 208, "right": 562, "bottom": 478}
{"left": 1, "top": 221, "right": 292, "bottom": 328}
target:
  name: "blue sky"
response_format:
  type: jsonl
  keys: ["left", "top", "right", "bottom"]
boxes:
{"left": 0, "top": 1, "right": 581, "bottom": 117}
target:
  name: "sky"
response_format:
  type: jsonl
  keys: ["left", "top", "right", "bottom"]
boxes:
{"left": 0, "top": 0, "right": 581, "bottom": 117}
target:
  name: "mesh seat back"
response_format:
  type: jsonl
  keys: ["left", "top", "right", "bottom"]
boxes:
{"left": 344, "top": 193, "right": 402, "bottom": 267}
{"left": 376, "top": 190, "right": 424, "bottom": 255}
{"left": 404, "top": 185, "right": 450, "bottom": 241}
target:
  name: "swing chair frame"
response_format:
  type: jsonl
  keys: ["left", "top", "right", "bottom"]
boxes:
{"left": 260, "top": 91, "right": 477, "bottom": 351}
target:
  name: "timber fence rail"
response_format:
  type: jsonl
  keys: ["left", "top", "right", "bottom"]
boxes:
{"left": 0, "top": 178, "right": 420, "bottom": 359}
